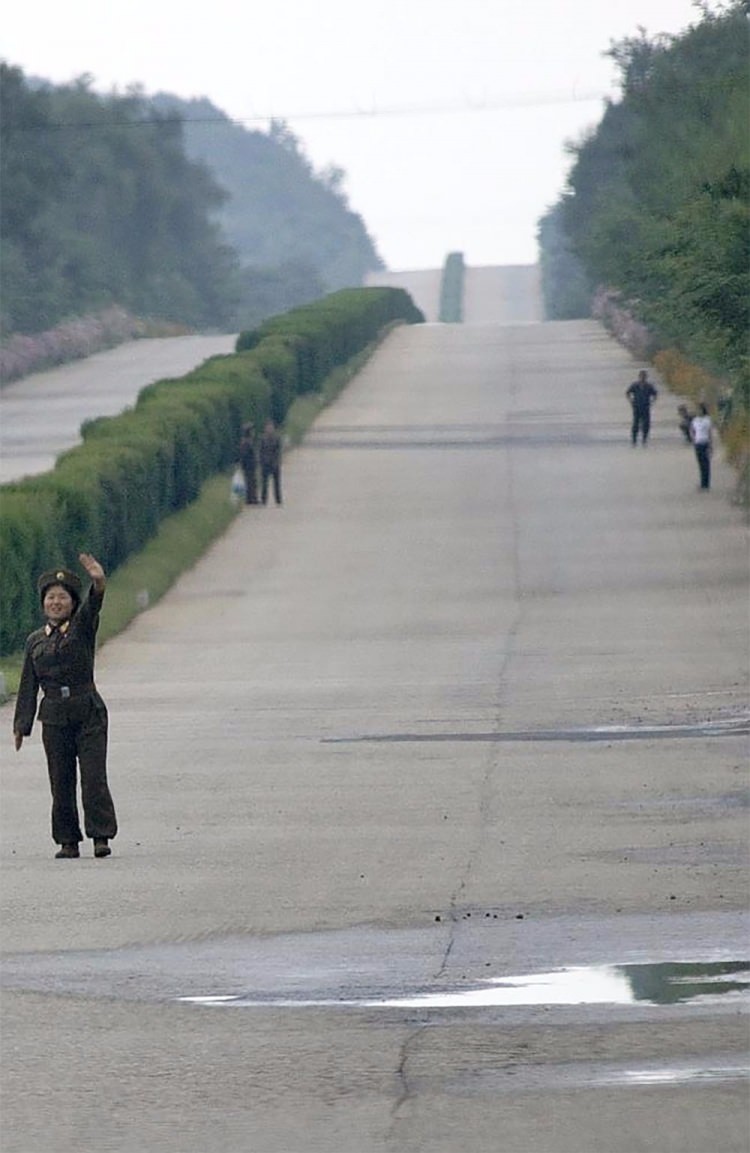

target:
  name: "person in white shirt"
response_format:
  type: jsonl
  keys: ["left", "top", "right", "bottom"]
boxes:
{"left": 690, "top": 404, "right": 713, "bottom": 490}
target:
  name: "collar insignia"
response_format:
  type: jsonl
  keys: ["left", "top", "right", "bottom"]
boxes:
{"left": 45, "top": 620, "right": 70, "bottom": 636}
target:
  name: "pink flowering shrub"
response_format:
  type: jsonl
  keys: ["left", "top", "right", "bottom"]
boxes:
{"left": 591, "top": 287, "right": 658, "bottom": 361}
{"left": 0, "top": 308, "right": 147, "bottom": 385}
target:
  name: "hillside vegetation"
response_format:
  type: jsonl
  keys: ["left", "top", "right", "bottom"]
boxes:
{"left": 538, "top": 1, "right": 749, "bottom": 437}
{"left": 152, "top": 96, "right": 384, "bottom": 319}
{"left": 0, "top": 65, "right": 383, "bottom": 344}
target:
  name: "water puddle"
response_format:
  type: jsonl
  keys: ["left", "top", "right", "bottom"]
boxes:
{"left": 179, "top": 960, "right": 750, "bottom": 1010}
{"left": 612, "top": 1064, "right": 749, "bottom": 1087}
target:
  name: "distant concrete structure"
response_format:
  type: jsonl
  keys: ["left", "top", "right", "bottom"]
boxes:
{"left": 365, "top": 263, "right": 543, "bottom": 325}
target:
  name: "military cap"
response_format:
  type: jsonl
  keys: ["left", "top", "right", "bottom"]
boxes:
{"left": 38, "top": 568, "right": 82, "bottom": 608}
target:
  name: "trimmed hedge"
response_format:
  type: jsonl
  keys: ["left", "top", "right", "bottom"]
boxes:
{"left": 0, "top": 287, "right": 424, "bottom": 653}
{"left": 237, "top": 287, "right": 424, "bottom": 393}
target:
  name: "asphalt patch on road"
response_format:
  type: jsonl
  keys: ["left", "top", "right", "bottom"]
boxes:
{"left": 324, "top": 717, "right": 750, "bottom": 744}
{"left": 305, "top": 427, "right": 627, "bottom": 450}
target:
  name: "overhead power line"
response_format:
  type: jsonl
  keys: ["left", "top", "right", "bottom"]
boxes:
{"left": 247, "top": 88, "right": 609, "bottom": 121}
{"left": 9, "top": 88, "right": 609, "bottom": 132}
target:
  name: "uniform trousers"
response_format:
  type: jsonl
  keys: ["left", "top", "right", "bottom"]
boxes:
{"left": 242, "top": 465, "right": 258, "bottom": 504}
{"left": 261, "top": 466, "right": 282, "bottom": 504}
{"left": 41, "top": 695, "right": 117, "bottom": 844}
{"left": 631, "top": 409, "right": 651, "bottom": 444}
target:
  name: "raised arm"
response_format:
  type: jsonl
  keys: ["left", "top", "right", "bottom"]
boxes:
{"left": 79, "top": 553, "right": 106, "bottom": 592}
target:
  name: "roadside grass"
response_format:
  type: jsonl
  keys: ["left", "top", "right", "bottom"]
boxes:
{"left": 0, "top": 325, "right": 393, "bottom": 699}
{"left": 96, "top": 471, "right": 238, "bottom": 649}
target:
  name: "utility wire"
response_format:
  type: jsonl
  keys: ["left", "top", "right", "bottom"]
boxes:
{"left": 9, "top": 88, "right": 609, "bottom": 131}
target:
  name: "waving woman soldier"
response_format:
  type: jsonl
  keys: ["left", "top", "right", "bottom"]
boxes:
{"left": 13, "top": 553, "right": 118, "bottom": 859}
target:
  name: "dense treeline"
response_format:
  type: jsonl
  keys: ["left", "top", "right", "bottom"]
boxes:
{"left": 0, "top": 64, "right": 238, "bottom": 334}
{"left": 0, "top": 287, "right": 423, "bottom": 654}
{"left": 0, "top": 66, "right": 384, "bottom": 340}
{"left": 538, "top": 1, "right": 749, "bottom": 404}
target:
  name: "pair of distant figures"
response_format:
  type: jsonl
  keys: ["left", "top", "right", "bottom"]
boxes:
{"left": 627, "top": 370, "right": 713, "bottom": 490}
{"left": 237, "top": 420, "right": 282, "bottom": 506}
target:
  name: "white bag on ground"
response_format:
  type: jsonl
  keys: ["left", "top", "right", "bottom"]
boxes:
{"left": 230, "top": 467, "right": 246, "bottom": 505}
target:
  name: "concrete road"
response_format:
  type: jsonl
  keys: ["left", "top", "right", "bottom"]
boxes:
{"left": 0, "top": 334, "right": 237, "bottom": 483}
{"left": 463, "top": 264, "right": 543, "bottom": 323}
{"left": 1, "top": 320, "right": 748, "bottom": 1152}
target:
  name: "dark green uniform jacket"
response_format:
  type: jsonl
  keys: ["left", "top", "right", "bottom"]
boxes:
{"left": 14, "top": 585, "right": 105, "bottom": 734}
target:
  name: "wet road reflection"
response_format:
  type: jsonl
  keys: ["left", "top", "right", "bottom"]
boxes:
{"left": 179, "top": 960, "right": 750, "bottom": 1009}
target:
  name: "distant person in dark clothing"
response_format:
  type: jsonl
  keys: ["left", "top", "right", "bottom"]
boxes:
{"left": 259, "top": 419, "right": 282, "bottom": 505}
{"left": 13, "top": 554, "right": 118, "bottom": 859}
{"left": 238, "top": 423, "right": 258, "bottom": 505}
{"left": 626, "top": 369, "right": 658, "bottom": 445}
{"left": 690, "top": 404, "right": 713, "bottom": 490}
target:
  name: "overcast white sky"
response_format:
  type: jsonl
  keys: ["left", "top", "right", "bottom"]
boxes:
{"left": 3, "top": 0, "right": 705, "bottom": 270}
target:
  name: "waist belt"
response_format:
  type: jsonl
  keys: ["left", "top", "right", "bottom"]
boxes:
{"left": 43, "top": 682, "right": 95, "bottom": 700}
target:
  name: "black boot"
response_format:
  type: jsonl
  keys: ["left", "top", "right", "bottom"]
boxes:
{"left": 55, "top": 843, "right": 80, "bottom": 859}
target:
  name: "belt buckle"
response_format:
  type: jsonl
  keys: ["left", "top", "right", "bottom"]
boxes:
{"left": 60, "top": 686, "right": 71, "bottom": 699}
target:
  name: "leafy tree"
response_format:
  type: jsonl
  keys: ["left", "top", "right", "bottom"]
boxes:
{"left": 537, "top": 201, "right": 592, "bottom": 319}
{"left": 235, "top": 259, "right": 326, "bottom": 329}
{"left": 542, "top": 1, "right": 749, "bottom": 388}
{"left": 0, "top": 67, "right": 239, "bottom": 334}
